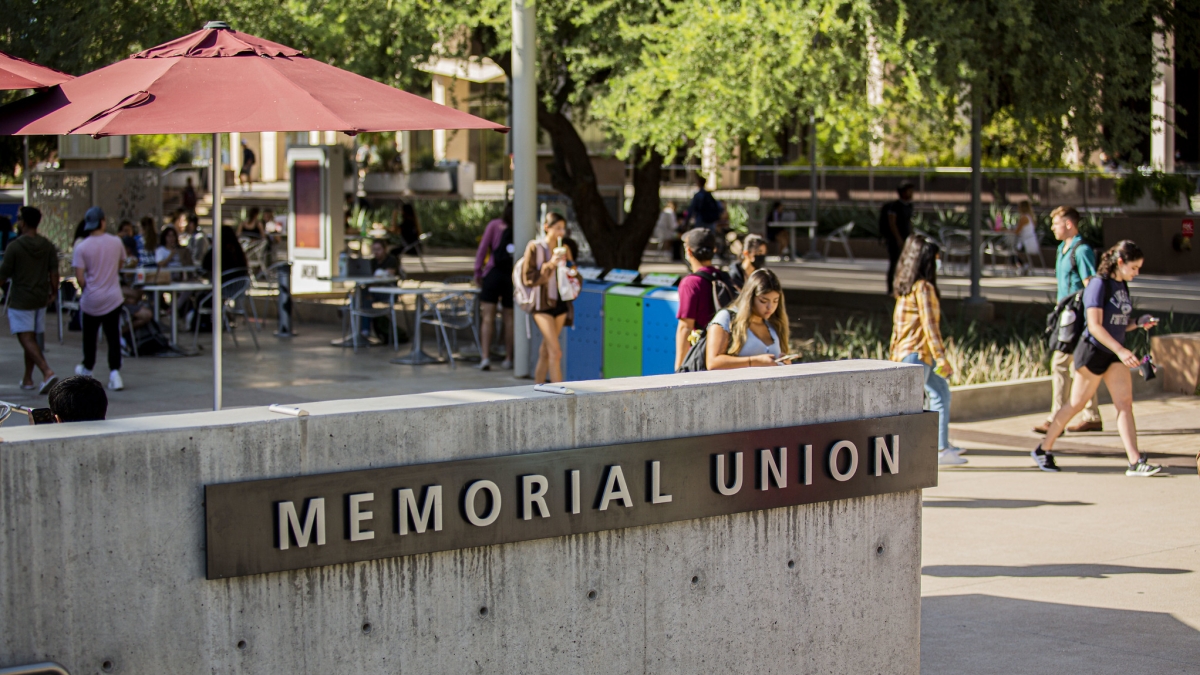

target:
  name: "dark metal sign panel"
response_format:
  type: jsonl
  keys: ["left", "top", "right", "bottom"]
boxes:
{"left": 205, "top": 412, "right": 937, "bottom": 579}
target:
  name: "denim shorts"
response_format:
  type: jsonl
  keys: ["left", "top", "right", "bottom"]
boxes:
{"left": 7, "top": 307, "right": 45, "bottom": 335}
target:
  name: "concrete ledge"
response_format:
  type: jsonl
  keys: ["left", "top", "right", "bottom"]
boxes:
{"left": 0, "top": 360, "right": 928, "bottom": 674}
{"left": 951, "top": 372, "right": 1165, "bottom": 422}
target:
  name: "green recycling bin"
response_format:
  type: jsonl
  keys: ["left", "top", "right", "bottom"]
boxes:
{"left": 603, "top": 285, "right": 650, "bottom": 378}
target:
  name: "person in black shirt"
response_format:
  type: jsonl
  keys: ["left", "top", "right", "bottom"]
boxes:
{"left": 728, "top": 234, "right": 767, "bottom": 292}
{"left": 879, "top": 182, "right": 915, "bottom": 296}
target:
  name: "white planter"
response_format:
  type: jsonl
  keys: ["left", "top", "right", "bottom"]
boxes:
{"left": 1125, "top": 187, "right": 1189, "bottom": 215}
{"left": 409, "top": 170, "right": 453, "bottom": 194}
{"left": 362, "top": 172, "right": 408, "bottom": 193}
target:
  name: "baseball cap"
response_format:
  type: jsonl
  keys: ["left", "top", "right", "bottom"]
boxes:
{"left": 682, "top": 227, "right": 716, "bottom": 260}
{"left": 83, "top": 206, "right": 105, "bottom": 231}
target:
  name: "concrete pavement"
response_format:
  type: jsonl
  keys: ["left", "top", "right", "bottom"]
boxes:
{"left": 926, "top": 395, "right": 1200, "bottom": 674}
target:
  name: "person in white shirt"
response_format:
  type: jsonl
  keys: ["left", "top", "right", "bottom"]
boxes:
{"left": 705, "top": 269, "right": 797, "bottom": 370}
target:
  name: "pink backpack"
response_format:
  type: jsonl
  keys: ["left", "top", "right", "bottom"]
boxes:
{"left": 512, "top": 241, "right": 545, "bottom": 314}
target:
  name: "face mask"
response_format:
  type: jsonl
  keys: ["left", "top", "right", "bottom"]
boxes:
{"left": 751, "top": 255, "right": 766, "bottom": 270}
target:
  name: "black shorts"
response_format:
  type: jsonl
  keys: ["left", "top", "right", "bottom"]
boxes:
{"left": 1074, "top": 338, "right": 1121, "bottom": 376}
{"left": 533, "top": 302, "right": 569, "bottom": 318}
{"left": 478, "top": 267, "right": 513, "bottom": 308}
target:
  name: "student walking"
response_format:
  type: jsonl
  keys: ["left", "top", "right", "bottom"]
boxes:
{"left": 888, "top": 234, "right": 966, "bottom": 465}
{"left": 0, "top": 207, "right": 59, "bottom": 394}
{"left": 474, "top": 202, "right": 515, "bottom": 370}
{"left": 879, "top": 182, "right": 915, "bottom": 296}
{"left": 674, "top": 228, "right": 736, "bottom": 370}
{"left": 705, "top": 269, "right": 796, "bottom": 370}
{"left": 521, "top": 212, "right": 574, "bottom": 383}
{"left": 1034, "top": 206, "right": 1103, "bottom": 434}
{"left": 688, "top": 174, "right": 722, "bottom": 234}
{"left": 1033, "top": 241, "right": 1161, "bottom": 476}
{"left": 72, "top": 207, "right": 127, "bottom": 391}
{"left": 728, "top": 234, "right": 767, "bottom": 293}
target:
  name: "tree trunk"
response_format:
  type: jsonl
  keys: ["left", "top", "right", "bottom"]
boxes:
{"left": 537, "top": 104, "right": 663, "bottom": 269}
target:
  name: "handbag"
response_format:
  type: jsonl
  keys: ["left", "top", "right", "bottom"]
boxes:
{"left": 556, "top": 264, "right": 581, "bottom": 301}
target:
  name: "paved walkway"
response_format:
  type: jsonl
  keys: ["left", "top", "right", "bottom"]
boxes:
{"left": 926, "top": 395, "right": 1200, "bottom": 674}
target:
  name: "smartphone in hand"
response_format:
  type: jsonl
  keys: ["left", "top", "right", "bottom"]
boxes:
{"left": 774, "top": 353, "right": 801, "bottom": 364}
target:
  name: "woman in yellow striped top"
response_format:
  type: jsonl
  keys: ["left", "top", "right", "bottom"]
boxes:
{"left": 888, "top": 234, "right": 965, "bottom": 465}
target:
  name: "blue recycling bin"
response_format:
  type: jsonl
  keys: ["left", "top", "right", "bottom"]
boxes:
{"left": 641, "top": 288, "right": 680, "bottom": 375}
{"left": 564, "top": 279, "right": 614, "bottom": 381}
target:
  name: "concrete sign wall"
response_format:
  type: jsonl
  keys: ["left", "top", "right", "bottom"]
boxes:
{"left": 0, "top": 362, "right": 929, "bottom": 674}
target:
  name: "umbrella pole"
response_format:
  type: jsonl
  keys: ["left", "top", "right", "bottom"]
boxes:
{"left": 211, "top": 133, "right": 223, "bottom": 411}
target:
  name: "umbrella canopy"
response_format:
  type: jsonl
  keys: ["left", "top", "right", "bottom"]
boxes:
{"left": 0, "top": 22, "right": 506, "bottom": 136}
{"left": 0, "top": 51, "right": 72, "bottom": 91}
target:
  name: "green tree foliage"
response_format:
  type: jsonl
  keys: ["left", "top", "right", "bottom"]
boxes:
{"left": 595, "top": 0, "right": 892, "bottom": 167}
{"left": 889, "top": 0, "right": 1174, "bottom": 166}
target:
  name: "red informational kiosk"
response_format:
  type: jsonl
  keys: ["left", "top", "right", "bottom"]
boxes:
{"left": 287, "top": 145, "right": 346, "bottom": 294}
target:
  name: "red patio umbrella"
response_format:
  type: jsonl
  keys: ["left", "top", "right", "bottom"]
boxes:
{"left": 0, "top": 22, "right": 506, "bottom": 410}
{"left": 0, "top": 51, "right": 72, "bottom": 90}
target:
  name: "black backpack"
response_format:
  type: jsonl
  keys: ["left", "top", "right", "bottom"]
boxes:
{"left": 677, "top": 309, "right": 737, "bottom": 373}
{"left": 692, "top": 268, "right": 737, "bottom": 310}
{"left": 1045, "top": 239, "right": 1086, "bottom": 353}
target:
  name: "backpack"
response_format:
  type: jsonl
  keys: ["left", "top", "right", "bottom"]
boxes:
{"left": 493, "top": 225, "right": 514, "bottom": 272}
{"left": 1045, "top": 239, "right": 1085, "bottom": 353}
{"left": 512, "top": 240, "right": 545, "bottom": 314}
{"left": 677, "top": 310, "right": 736, "bottom": 373}
{"left": 692, "top": 268, "right": 737, "bottom": 311}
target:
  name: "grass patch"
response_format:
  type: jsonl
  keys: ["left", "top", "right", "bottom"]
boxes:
{"left": 797, "top": 309, "right": 1200, "bottom": 386}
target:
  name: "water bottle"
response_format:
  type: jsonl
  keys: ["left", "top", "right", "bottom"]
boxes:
{"left": 1058, "top": 307, "right": 1076, "bottom": 342}
{"left": 338, "top": 251, "right": 348, "bottom": 278}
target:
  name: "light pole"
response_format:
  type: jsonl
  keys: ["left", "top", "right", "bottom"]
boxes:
{"left": 511, "top": 0, "right": 538, "bottom": 377}
{"left": 964, "top": 92, "right": 992, "bottom": 321}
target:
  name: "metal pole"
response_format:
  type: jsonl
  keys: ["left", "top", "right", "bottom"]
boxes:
{"left": 22, "top": 137, "right": 29, "bottom": 206}
{"left": 805, "top": 115, "right": 821, "bottom": 260}
{"left": 968, "top": 96, "right": 983, "bottom": 303}
{"left": 511, "top": 0, "right": 537, "bottom": 378}
{"left": 211, "top": 133, "right": 224, "bottom": 410}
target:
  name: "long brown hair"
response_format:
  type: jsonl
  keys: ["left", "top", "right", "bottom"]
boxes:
{"left": 893, "top": 234, "right": 939, "bottom": 297}
{"left": 726, "top": 269, "right": 790, "bottom": 355}
{"left": 1096, "top": 239, "right": 1143, "bottom": 279}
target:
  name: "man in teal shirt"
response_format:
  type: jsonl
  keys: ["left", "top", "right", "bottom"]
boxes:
{"left": 1034, "top": 206, "right": 1102, "bottom": 434}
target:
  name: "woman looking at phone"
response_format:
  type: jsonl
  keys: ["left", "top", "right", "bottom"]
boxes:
{"left": 521, "top": 212, "right": 574, "bottom": 383}
{"left": 1034, "top": 240, "right": 1161, "bottom": 476}
{"left": 705, "top": 269, "right": 795, "bottom": 369}
{"left": 888, "top": 234, "right": 966, "bottom": 466}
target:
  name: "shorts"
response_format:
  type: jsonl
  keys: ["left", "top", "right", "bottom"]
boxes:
{"left": 8, "top": 307, "right": 45, "bottom": 335}
{"left": 1073, "top": 338, "right": 1121, "bottom": 376}
{"left": 479, "top": 267, "right": 513, "bottom": 308}
{"left": 534, "top": 302, "right": 569, "bottom": 318}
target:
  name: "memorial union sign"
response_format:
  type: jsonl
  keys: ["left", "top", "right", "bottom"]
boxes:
{"left": 204, "top": 412, "right": 938, "bottom": 579}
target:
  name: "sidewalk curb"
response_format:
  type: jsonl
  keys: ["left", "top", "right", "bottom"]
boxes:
{"left": 950, "top": 374, "right": 1164, "bottom": 422}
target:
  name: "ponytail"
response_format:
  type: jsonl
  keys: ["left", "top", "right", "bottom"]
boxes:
{"left": 1096, "top": 239, "right": 1143, "bottom": 279}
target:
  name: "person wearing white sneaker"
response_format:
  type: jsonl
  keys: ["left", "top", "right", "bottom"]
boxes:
{"left": 938, "top": 447, "right": 968, "bottom": 465}
{"left": 0, "top": 206, "right": 59, "bottom": 396}
{"left": 887, "top": 235, "right": 966, "bottom": 466}
{"left": 1037, "top": 240, "right": 1160, "bottom": 477}
{"left": 73, "top": 207, "right": 127, "bottom": 391}
{"left": 474, "top": 203, "right": 515, "bottom": 373}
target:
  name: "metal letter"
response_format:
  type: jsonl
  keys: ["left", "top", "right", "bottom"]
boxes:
{"left": 397, "top": 485, "right": 443, "bottom": 535}
{"left": 348, "top": 493, "right": 375, "bottom": 542}
{"left": 522, "top": 475, "right": 550, "bottom": 520}
{"left": 873, "top": 435, "right": 899, "bottom": 476}
{"left": 570, "top": 469, "right": 581, "bottom": 514}
{"left": 714, "top": 452, "right": 743, "bottom": 496}
{"left": 802, "top": 445, "right": 813, "bottom": 485}
{"left": 598, "top": 465, "right": 633, "bottom": 510}
{"left": 464, "top": 480, "right": 502, "bottom": 527}
{"left": 829, "top": 441, "right": 858, "bottom": 482}
{"left": 759, "top": 447, "right": 787, "bottom": 490}
{"left": 277, "top": 498, "right": 326, "bottom": 550}
{"left": 650, "top": 460, "right": 673, "bottom": 504}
